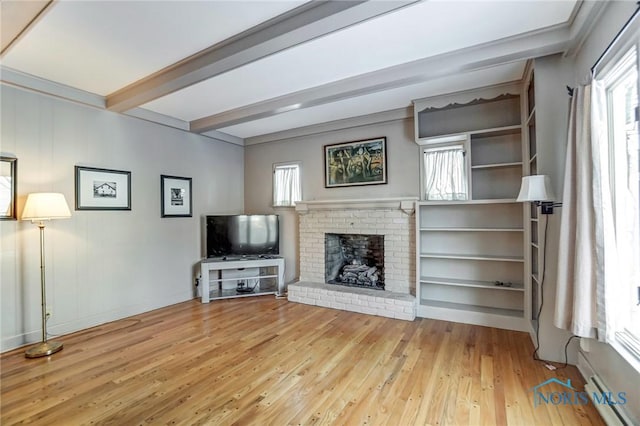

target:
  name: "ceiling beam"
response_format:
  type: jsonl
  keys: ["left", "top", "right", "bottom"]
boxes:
{"left": 243, "top": 107, "right": 412, "bottom": 146}
{"left": 106, "top": 0, "right": 419, "bottom": 113}
{"left": 190, "top": 26, "right": 571, "bottom": 133}
{"left": 1, "top": 0, "right": 55, "bottom": 56}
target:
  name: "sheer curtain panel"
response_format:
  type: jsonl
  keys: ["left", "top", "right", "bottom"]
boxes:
{"left": 555, "top": 83, "right": 618, "bottom": 341}
{"left": 273, "top": 164, "right": 301, "bottom": 207}
{"left": 423, "top": 147, "right": 468, "bottom": 201}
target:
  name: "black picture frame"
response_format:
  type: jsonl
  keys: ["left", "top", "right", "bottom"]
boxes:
{"left": 75, "top": 166, "right": 131, "bottom": 210}
{"left": 161, "top": 175, "right": 192, "bottom": 218}
{"left": 0, "top": 156, "right": 17, "bottom": 220}
{"left": 324, "top": 137, "right": 387, "bottom": 188}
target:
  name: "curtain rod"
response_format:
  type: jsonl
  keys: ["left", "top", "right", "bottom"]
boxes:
{"left": 591, "top": 2, "right": 640, "bottom": 74}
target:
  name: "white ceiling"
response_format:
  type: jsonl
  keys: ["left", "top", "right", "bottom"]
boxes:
{"left": 0, "top": 0, "right": 596, "bottom": 145}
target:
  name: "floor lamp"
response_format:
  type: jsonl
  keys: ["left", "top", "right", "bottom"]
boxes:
{"left": 21, "top": 193, "right": 71, "bottom": 358}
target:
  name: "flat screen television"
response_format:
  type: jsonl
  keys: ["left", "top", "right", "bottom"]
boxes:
{"left": 206, "top": 214, "right": 279, "bottom": 258}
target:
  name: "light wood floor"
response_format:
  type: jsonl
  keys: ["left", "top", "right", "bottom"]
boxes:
{"left": 1, "top": 296, "right": 604, "bottom": 425}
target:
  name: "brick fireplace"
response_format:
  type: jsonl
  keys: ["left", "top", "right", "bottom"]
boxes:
{"left": 289, "top": 198, "right": 417, "bottom": 321}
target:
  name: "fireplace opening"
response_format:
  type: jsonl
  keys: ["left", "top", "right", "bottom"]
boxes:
{"left": 324, "top": 233, "right": 384, "bottom": 290}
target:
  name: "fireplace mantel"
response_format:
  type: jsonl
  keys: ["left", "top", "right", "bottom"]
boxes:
{"left": 295, "top": 197, "right": 417, "bottom": 214}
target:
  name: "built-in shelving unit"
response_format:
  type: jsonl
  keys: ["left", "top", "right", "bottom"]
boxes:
{"left": 523, "top": 63, "right": 540, "bottom": 329}
{"left": 412, "top": 84, "right": 528, "bottom": 332}
{"left": 415, "top": 201, "right": 527, "bottom": 331}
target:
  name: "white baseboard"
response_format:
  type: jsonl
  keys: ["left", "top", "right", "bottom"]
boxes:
{"left": 1, "top": 291, "right": 193, "bottom": 353}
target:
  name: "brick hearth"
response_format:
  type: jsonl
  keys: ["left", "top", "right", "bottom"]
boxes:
{"left": 288, "top": 281, "right": 415, "bottom": 321}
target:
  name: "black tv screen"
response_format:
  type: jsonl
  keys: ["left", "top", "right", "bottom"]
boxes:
{"left": 206, "top": 215, "right": 279, "bottom": 258}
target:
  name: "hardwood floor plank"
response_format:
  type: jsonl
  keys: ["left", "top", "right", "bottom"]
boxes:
{"left": 1, "top": 297, "right": 605, "bottom": 426}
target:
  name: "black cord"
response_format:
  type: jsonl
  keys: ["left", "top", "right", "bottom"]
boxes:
{"left": 556, "top": 335, "right": 581, "bottom": 370}
{"left": 532, "top": 215, "right": 580, "bottom": 368}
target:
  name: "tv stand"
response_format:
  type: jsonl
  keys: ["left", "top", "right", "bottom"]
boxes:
{"left": 199, "top": 256, "right": 285, "bottom": 303}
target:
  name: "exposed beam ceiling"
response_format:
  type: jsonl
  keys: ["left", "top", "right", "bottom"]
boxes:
{"left": 0, "top": 0, "right": 53, "bottom": 55}
{"left": 1, "top": 0, "right": 603, "bottom": 143}
{"left": 190, "top": 25, "right": 570, "bottom": 133}
{"left": 106, "top": 0, "right": 419, "bottom": 113}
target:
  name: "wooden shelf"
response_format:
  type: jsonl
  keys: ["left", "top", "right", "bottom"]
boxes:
{"left": 526, "top": 107, "right": 536, "bottom": 126}
{"left": 471, "top": 162, "right": 523, "bottom": 170}
{"left": 470, "top": 125, "right": 522, "bottom": 137}
{"left": 416, "top": 125, "right": 522, "bottom": 146}
{"left": 420, "top": 276, "right": 524, "bottom": 291}
{"left": 420, "top": 299, "right": 524, "bottom": 318}
{"left": 207, "top": 286, "right": 277, "bottom": 300}
{"left": 419, "top": 198, "right": 518, "bottom": 206}
{"left": 420, "top": 253, "right": 524, "bottom": 262}
{"left": 420, "top": 227, "right": 523, "bottom": 232}
{"left": 208, "top": 274, "right": 278, "bottom": 283}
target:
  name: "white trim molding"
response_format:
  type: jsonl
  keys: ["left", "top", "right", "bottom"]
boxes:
{"left": 295, "top": 197, "right": 418, "bottom": 214}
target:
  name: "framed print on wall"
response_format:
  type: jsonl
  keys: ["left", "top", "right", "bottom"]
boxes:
{"left": 0, "top": 156, "right": 17, "bottom": 220}
{"left": 324, "top": 137, "right": 387, "bottom": 188}
{"left": 75, "top": 166, "right": 131, "bottom": 210}
{"left": 161, "top": 175, "right": 192, "bottom": 217}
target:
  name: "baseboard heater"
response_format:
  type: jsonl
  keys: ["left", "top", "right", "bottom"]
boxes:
{"left": 584, "top": 375, "right": 633, "bottom": 426}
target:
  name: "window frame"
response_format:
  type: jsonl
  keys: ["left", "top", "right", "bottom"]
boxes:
{"left": 419, "top": 136, "right": 470, "bottom": 201}
{"left": 272, "top": 161, "right": 302, "bottom": 208}
{"left": 596, "top": 33, "right": 640, "bottom": 370}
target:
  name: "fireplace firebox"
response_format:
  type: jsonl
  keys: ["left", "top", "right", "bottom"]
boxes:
{"left": 324, "top": 233, "right": 384, "bottom": 290}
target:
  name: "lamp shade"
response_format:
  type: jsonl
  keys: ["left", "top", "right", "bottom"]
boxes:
{"left": 516, "top": 175, "right": 556, "bottom": 202}
{"left": 22, "top": 193, "right": 71, "bottom": 220}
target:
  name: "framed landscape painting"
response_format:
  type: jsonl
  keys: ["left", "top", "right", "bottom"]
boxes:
{"left": 324, "top": 137, "right": 387, "bottom": 188}
{"left": 75, "top": 166, "right": 131, "bottom": 210}
{"left": 161, "top": 175, "right": 192, "bottom": 217}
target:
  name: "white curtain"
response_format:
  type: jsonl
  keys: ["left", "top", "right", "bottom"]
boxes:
{"left": 424, "top": 147, "right": 468, "bottom": 201}
{"left": 273, "top": 165, "right": 300, "bottom": 206}
{"left": 555, "top": 83, "right": 618, "bottom": 341}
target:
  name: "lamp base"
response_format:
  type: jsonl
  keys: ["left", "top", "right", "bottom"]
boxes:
{"left": 25, "top": 341, "right": 63, "bottom": 358}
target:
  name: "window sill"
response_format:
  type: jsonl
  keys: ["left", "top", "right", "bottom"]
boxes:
{"left": 612, "top": 330, "right": 640, "bottom": 375}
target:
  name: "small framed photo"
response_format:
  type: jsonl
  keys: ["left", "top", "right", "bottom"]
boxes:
{"left": 161, "top": 175, "right": 192, "bottom": 217}
{"left": 324, "top": 137, "right": 387, "bottom": 188}
{"left": 75, "top": 166, "right": 131, "bottom": 210}
{"left": 0, "top": 156, "right": 17, "bottom": 220}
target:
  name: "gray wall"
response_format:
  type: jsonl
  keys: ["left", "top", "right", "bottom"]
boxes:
{"left": 244, "top": 118, "right": 420, "bottom": 283}
{"left": 531, "top": 53, "right": 577, "bottom": 363}
{"left": 0, "top": 85, "right": 244, "bottom": 351}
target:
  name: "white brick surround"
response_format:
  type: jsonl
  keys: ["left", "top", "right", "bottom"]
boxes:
{"left": 296, "top": 198, "right": 417, "bottom": 294}
{"left": 291, "top": 198, "right": 417, "bottom": 320}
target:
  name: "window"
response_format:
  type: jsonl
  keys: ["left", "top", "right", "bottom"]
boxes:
{"left": 422, "top": 143, "right": 468, "bottom": 201}
{"left": 601, "top": 47, "right": 640, "bottom": 360}
{"left": 273, "top": 162, "right": 301, "bottom": 207}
